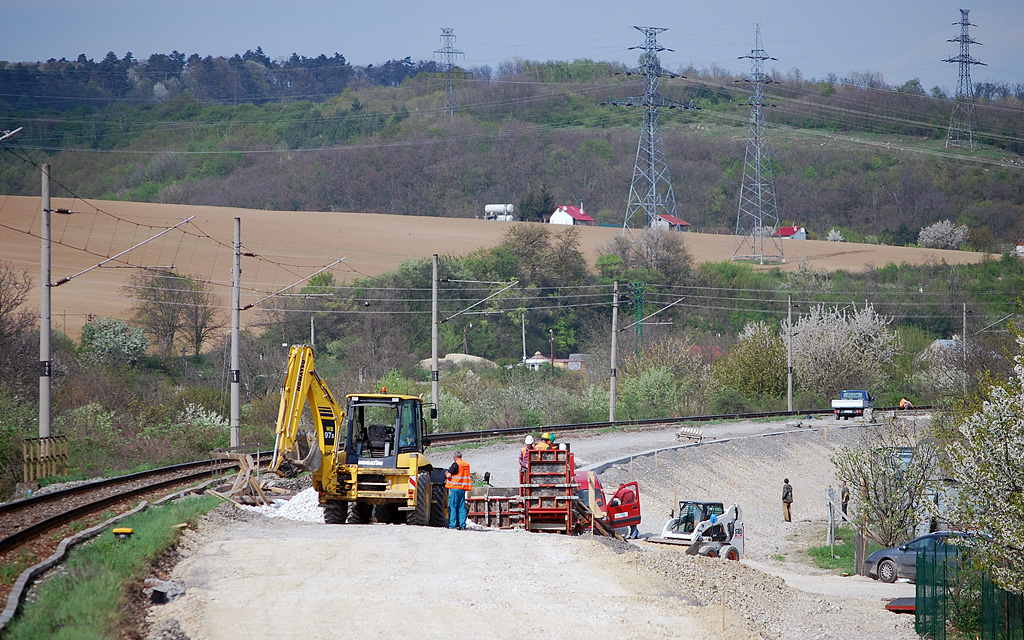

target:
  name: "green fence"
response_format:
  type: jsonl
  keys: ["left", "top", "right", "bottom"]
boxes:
{"left": 982, "top": 579, "right": 1024, "bottom": 640}
{"left": 916, "top": 543, "right": 1023, "bottom": 639}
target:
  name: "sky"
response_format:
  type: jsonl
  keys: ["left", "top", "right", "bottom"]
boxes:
{"left": 3, "top": 0, "right": 1023, "bottom": 93}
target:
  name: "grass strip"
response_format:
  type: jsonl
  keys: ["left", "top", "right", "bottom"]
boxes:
{"left": 808, "top": 525, "right": 884, "bottom": 574}
{"left": 4, "top": 494, "right": 218, "bottom": 640}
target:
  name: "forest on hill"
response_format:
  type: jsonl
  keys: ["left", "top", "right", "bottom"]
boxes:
{"left": 1, "top": 50, "right": 1023, "bottom": 251}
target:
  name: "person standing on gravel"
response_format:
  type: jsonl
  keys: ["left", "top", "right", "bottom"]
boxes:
{"left": 445, "top": 451, "right": 471, "bottom": 530}
{"left": 782, "top": 478, "right": 794, "bottom": 522}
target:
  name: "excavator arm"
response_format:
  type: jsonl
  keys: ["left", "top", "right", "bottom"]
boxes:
{"left": 270, "top": 345, "right": 345, "bottom": 477}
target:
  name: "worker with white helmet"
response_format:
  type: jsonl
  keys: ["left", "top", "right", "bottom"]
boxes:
{"left": 519, "top": 435, "right": 535, "bottom": 482}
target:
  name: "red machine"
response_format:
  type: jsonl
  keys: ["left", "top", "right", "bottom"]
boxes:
{"left": 575, "top": 472, "right": 641, "bottom": 535}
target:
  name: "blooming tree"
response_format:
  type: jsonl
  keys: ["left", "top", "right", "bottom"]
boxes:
{"left": 783, "top": 303, "right": 900, "bottom": 399}
{"left": 827, "top": 228, "right": 845, "bottom": 242}
{"left": 917, "top": 220, "right": 969, "bottom": 250}
{"left": 713, "top": 321, "right": 786, "bottom": 398}
{"left": 80, "top": 316, "right": 149, "bottom": 365}
{"left": 945, "top": 334, "right": 1024, "bottom": 594}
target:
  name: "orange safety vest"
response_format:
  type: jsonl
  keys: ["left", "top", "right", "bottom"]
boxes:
{"left": 445, "top": 458, "right": 472, "bottom": 491}
{"left": 534, "top": 442, "right": 551, "bottom": 451}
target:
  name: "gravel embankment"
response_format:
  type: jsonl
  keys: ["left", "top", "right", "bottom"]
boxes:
{"left": 143, "top": 417, "right": 922, "bottom": 639}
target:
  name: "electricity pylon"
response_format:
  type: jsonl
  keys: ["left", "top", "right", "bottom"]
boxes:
{"left": 434, "top": 28, "right": 464, "bottom": 116}
{"left": 602, "top": 26, "right": 696, "bottom": 235}
{"left": 944, "top": 9, "right": 985, "bottom": 150}
{"left": 732, "top": 24, "right": 784, "bottom": 265}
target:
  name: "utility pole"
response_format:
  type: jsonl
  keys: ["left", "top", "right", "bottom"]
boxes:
{"left": 462, "top": 322, "right": 472, "bottom": 354}
{"left": 602, "top": 26, "right": 696, "bottom": 234}
{"left": 431, "top": 254, "right": 439, "bottom": 426}
{"left": 230, "top": 218, "right": 241, "bottom": 448}
{"left": 434, "top": 28, "right": 465, "bottom": 116}
{"left": 962, "top": 302, "right": 968, "bottom": 395}
{"left": 733, "top": 24, "right": 785, "bottom": 265}
{"left": 787, "top": 294, "right": 794, "bottom": 412}
{"left": 549, "top": 329, "right": 555, "bottom": 382}
{"left": 610, "top": 281, "right": 620, "bottom": 422}
{"left": 39, "top": 164, "right": 51, "bottom": 438}
{"left": 944, "top": 9, "right": 985, "bottom": 150}
{"left": 521, "top": 313, "right": 526, "bottom": 362}
{"left": 633, "top": 282, "right": 644, "bottom": 359}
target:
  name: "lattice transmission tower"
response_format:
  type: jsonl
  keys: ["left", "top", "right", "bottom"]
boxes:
{"left": 732, "top": 24, "right": 784, "bottom": 265}
{"left": 944, "top": 9, "right": 985, "bottom": 150}
{"left": 434, "top": 28, "right": 464, "bottom": 116}
{"left": 602, "top": 26, "right": 696, "bottom": 234}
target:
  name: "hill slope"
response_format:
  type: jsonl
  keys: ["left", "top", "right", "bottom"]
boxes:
{"left": 0, "top": 196, "right": 987, "bottom": 339}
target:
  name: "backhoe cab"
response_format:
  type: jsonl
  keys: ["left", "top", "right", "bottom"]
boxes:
{"left": 270, "top": 345, "right": 447, "bottom": 527}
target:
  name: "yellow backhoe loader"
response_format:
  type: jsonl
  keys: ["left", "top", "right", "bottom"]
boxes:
{"left": 270, "top": 345, "right": 448, "bottom": 526}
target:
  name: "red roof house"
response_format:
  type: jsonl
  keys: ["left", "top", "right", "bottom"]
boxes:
{"left": 545, "top": 205, "right": 595, "bottom": 226}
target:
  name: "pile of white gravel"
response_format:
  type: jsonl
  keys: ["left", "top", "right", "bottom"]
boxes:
{"left": 242, "top": 487, "right": 325, "bottom": 522}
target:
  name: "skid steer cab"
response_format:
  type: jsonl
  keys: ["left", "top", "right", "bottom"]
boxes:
{"left": 574, "top": 472, "right": 641, "bottom": 536}
{"left": 649, "top": 500, "right": 744, "bottom": 560}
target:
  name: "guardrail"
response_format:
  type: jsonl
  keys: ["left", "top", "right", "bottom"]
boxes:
{"left": 426, "top": 405, "right": 932, "bottom": 444}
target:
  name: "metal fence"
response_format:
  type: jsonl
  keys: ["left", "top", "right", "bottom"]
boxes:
{"left": 916, "top": 543, "right": 1023, "bottom": 639}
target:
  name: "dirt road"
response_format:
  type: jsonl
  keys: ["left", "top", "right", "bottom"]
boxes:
{"left": 146, "top": 512, "right": 758, "bottom": 640}
{"left": 144, "top": 417, "right": 920, "bottom": 640}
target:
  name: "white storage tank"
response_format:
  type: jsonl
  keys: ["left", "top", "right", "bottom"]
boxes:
{"left": 484, "top": 204, "right": 515, "bottom": 221}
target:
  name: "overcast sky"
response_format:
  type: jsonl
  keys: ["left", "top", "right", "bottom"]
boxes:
{"left": 4, "top": 0, "right": 1022, "bottom": 92}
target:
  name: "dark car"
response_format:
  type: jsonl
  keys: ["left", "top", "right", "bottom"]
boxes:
{"left": 865, "top": 531, "right": 963, "bottom": 583}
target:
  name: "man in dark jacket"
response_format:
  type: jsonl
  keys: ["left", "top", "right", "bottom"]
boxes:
{"left": 782, "top": 479, "right": 793, "bottom": 522}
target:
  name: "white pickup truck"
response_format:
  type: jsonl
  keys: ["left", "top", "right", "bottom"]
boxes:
{"left": 831, "top": 390, "right": 873, "bottom": 420}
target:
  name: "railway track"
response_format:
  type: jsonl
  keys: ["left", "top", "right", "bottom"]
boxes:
{"left": 0, "top": 458, "right": 249, "bottom": 558}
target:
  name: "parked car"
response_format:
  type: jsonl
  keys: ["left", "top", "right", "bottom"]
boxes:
{"left": 865, "top": 531, "right": 964, "bottom": 583}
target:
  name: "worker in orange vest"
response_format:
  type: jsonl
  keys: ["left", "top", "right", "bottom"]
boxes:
{"left": 535, "top": 432, "right": 552, "bottom": 450}
{"left": 519, "top": 435, "right": 535, "bottom": 483}
{"left": 445, "top": 451, "right": 472, "bottom": 530}
{"left": 899, "top": 398, "right": 914, "bottom": 409}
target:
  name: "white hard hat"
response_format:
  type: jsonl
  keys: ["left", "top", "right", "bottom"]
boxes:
{"left": 525, "top": 435, "right": 534, "bottom": 445}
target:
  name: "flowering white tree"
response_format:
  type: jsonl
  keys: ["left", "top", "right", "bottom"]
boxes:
{"left": 917, "top": 220, "right": 969, "bottom": 250}
{"left": 783, "top": 303, "right": 900, "bottom": 399}
{"left": 827, "top": 228, "right": 845, "bottom": 242}
{"left": 945, "top": 335, "right": 1024, "bottom": 594}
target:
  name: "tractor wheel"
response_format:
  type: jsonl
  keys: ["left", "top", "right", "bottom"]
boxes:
{"left": 406, "top": 471, "right": 432, "bottom": 527}
{"left": 720, "top": 544, "right": 740, "bottom": 561}
{"left": 346, "top": 502, "right": 372, "bottom": 524}
{"left": 699, "top": 546, "right": 719, "bottom": 558}
{"left": 877, "top": 558, "right": 898, "bottom": 583}
{"left": 429, "top": 483, "right": 449, "bottom": 528}
{"left": 323, "top": 500, "right": 348, "bottom": 525}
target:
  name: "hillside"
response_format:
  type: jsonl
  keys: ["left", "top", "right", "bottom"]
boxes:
{"left": 1, "top": 57, "right": 1022, "bottom": 252}
{"left": 0, "top": 195, "right": 988, "bottom": 339}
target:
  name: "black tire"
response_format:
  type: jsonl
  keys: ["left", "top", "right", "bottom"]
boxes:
{"left": 346, "top": 502, "right": 372, "bottom": 524}
{"left": 720, "top": 544, "right": 740, "bottom": 561}
{"left": 407, "top": 471, "right": 432, "bottom": 527}
{"left": 429, "top": 483, "right": 449, "bottom": 528}
{"left": 699, "top": 546, "right": 719, "bottom": 558}
{"left": 877, "top": 558, "right": 898, "bottom": 583}
{"left": 323, "top": 500, "right": 348, "bottom": 525}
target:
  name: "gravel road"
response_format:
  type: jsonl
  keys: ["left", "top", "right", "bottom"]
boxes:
{"left": 143, "top": 416, "right": 921, "bottom": 640}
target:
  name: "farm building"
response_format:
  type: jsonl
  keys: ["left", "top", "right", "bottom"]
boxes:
{"left": 545, "top": 205, "right": 595, "bottom": 226}
{"left": 779, "top": 226, "right": 807, "bottom": 240}
{"left": 650, "top": 214, "right": 690, "bottom": 231}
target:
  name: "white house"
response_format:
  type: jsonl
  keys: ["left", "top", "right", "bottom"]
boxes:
{"left": 650, "top": 214, "right": 691, "bottom": 231}
{"left": 545, "top": 205, "right": 595, "bottom": 226}
{"left": 779, "top": 226, "right": 807, "bottom": 240}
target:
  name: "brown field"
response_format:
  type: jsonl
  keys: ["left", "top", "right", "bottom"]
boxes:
{"left": 0, "top": 195, "right": 990, "bottom": 339}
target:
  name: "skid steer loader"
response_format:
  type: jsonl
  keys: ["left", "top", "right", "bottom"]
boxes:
{"left": 647, "top": 500, "right": 744, "bottom": 560}
{"left": 269, "top": 345, "right": 448, "bottom": 526}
